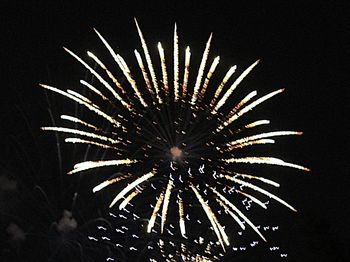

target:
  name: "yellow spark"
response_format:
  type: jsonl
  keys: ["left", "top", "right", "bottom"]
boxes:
{"left": 225, "top": 156, "right": 310, "bottom": 171}
{"left": 210, "top": 65, "right": 237, "bottom": 109}
{"left": 93, "top": 28, "right": 124, "bottom": 67}
{"left": 69, "top": 159, "right": 137, "bottom": 175}
{"left": 244, "top": 120, "right": 270, "bottom": 129}
{"left": 87, "top": 51, "right": 127, "bottom": 95}
{"left": 173, "top": 23, "right": 179, "bottom": 101}
{"left": 134, "top": 49, "right": 155, "bottom": 97}
{"left": 64, "top": 138, "right": 117, "bottom": 149}
{"left": 190, "top": 185, "right": 229, "bottom": 250}
{"left": 226, "top": 119, "right": 271, "bottom": 135}
{"left": 228, "top": 139, "right": 275, "bottom": 150}
{"left": 200, "top": 56, "right": 220, "bottom": 99}
{"left": 147, "top": 192, "right": 165, "bottom": 233}
{"left": 63, "top": 47, "right": 131, "bottom": 110}
{"left": 79, "top": 80, "right": 108, "bottom": 101}
{"left": 92, "top": 174, "right": 131, "bottom": 193}
{"left": 119, "top": 189, "right": 140, "bottom": 210}
{"left": 178, "top": 193, "right": 186, "bottom": 237}
{"left": 213, "top": 59, "right": 260, "bottom": 113}
{"left": 182, "top": 46, "right": 191, "bottom": 98}
{"left": 93, "top": 28, "right": 143, "bottom": 104}
{"left": 222, "top": 175, "right": 298, "bottom": 211}
{"left": 225, "top": 89, "right": 284, "bottom": 126}
{"left": 225, "top": 90, "right": 257, "bottom": 120}
{"left": 210, "top": 186, "right": 266, "bottom": 242}
{"left": 41, "top": 126, "right": 118, "bottom": 144}
{"left": 67, "top": 89, "right": 95, "bottom": 105}
{"left": 60, "top": 115, "right": 100, "bottom": 130}
{"left": 114, "top": 54, "right": 148, "bottom": 107}
{"left": 158, "top": 42, "right": 169, "bottom": 95}
{"left": 109, "top": 171, "right": 155, "bottom": 208}
{"left": 134, "top": 18, "right": 162, "bottom": 104}
{"left": 228, "top": 131, "right": 302, "bottom": 147}
{"left": 161, "top": 179, "right": 173, "bottom": 233}
{"left": 40, "top": 84, "right": 120, "bottom": 127}
{"left": 191, "top": 33, "right": 213, "bottom": 105}
{"left": 232, "top": 173, "right": 280, "bottom": 187}
{"left": 235, "top": 189, "right": 268, "bottom": 209}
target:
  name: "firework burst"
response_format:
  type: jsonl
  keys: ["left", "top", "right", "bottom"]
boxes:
{"left": 41, "top": 19, "right": 309, "bottom": 250}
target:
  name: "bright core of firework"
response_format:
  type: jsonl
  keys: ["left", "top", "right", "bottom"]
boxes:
{"left": 41, "top": 19, "right": 309, "bottom": 251}
{"left": 170, "top": 146, "right": 183, "bottom": 160}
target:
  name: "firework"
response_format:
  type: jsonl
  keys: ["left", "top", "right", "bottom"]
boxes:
{"left": 41, "top": 19, "right": 309, "bottom": 250}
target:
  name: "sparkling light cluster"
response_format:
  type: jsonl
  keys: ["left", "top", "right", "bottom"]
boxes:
{"left": 41, "top": 19, "right": 309, "bottom": 254}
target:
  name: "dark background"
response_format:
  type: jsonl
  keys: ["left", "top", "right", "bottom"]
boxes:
{"left": 1, "top": 1, "right": 348, "bottom": 261}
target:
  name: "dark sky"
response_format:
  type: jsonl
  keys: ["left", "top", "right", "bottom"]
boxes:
{"left": 1, "top": 1, "right": 348, "bottom": 261}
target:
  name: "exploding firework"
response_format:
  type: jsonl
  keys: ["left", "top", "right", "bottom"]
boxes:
{"left": 41, "top": 19, "right": 309, "bottom": 251}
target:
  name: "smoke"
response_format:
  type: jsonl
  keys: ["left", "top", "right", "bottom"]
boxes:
{"left": 6, "top": 223, "right": 26, "bottom": 243}
{"left": 57, "top": 210, "right": 78, "bottom": 233}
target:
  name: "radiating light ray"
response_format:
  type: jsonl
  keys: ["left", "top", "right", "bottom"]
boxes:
{"left": 200, "top": 56, "right": 220, "bottom": 100}
{"left": 227, "top": 119, "right": 271, "bottom": 136}
{"left": 226, "top": 90, "right": 257, "bottom": 120}
{"left": 114, "top": 54, "right": 148, "bottom": 107}
{"left": 60, "top": 115, "right": 100, "bottom": 130}
{"left": 210, "top": 186, "right": 266, "bottom": 242}
{"left": 213, "top": 60, "right": 260, "bottom": 113}
{"left": 173, "top": 23, "right": 179, "bottom": 101}
{"left": 92, "top": 174, "right": 131, "bottom": 193}
{"left": 134, "top": 18, "right": 162, "bottom": 104}
{"left": 228, "top": 139, "right": 275, "bottom": 150}
{"left": 41, "top": 127, "right": 119, "bottom": 144}
{"left": 161, "top": 179, "right": 173, "bottom": 233}
{"left": 244, "top": 120, "right": 270, "bottom": 129}
{"left": 158, "top": 42, "right": 169, "bottom": 95}
{"left": 178, "top": 193, "right": 186, "bottom": 237}
{"left": 69, "top": 159, "right": 137, "bottom": 175}
{"left": 228, "top": 131, "right": 302, "bottom": 147}
{"left": 67, "top": 89, "right": 95, "bottom": 105}
{"left": 222, "top": 175, "right": 297, "bottom": 211}
{"left": 80, "top": 80, "right": 109, "bottom": 101}
{"left": 215, "top": 197, "right": 246, "bottom": 230}
{"left": 119, "top": 189, "right": 141, "bottom": 210}
{"left": 63, "top": 47, "right": 131, "bottom": 110}
{"left": 93, "top": 28, "right": 141, "bottom": 104}
{"left": 235, "top": 189, "right": 267, "bottom": 209}
{"left": 210, "top": 65, "right": 237, "bottom": 108}
{"left": 224, "top": 89, "right": 284, "bottom": 127}
{"left": 190, "top": 185, "right": 228, "bottom": 250}
{"left": 225, "top": 157, "right": 310, "bottom": 171}
{"left": 134, "top": 49, "right": 155, "bottom": 97}
{"left": 182, "top": 46, "right": 191, "bottom": 98}
{"left": 109, "top": 171, "right": 155, "bottom": 208}
{"left": 87, "top": 51, "right": 127, "bottom": 95}
{"left": 40, "top": 84, "right": 120, "bottom": 127}
{"left": 93, "top": 28, "right": 125, "bottom": 66}
{"left": 232, "top": 173, "right": 280, "bottom": 187}
{"left": 147, "top": 191, "right": 165, "bottom": 233}
{"left": 191, "top": 33, "right": 213, "bottom": 105}
{"left": 64, "top": 138, "right": 117, "bottom": 149}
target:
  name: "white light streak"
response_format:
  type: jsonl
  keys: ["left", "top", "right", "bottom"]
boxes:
{"left": 70, "top": 159, "right": 136, "bottom": 175}
{"left": 109, "top": 171, "right": 155, "bottom": 208}
{"left": 214, "top": 60, "right": 260, "bottom": 112}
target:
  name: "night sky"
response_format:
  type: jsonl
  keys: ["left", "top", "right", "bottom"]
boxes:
{"left": 1, "top": 1, "right": 348, "bottom": 261}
